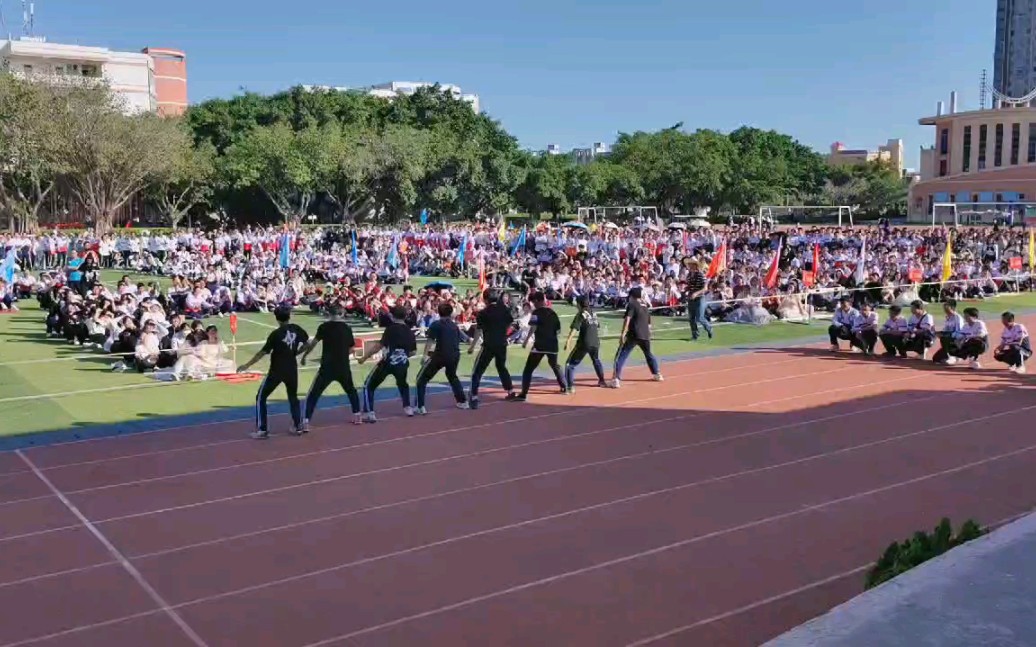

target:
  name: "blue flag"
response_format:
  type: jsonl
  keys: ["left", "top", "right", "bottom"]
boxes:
{"left": 457, "top": 233, "right": 469, "bottom": 268}
{"left": 351, "top": 230, "right": 359, "bottom": 265}
{"left": 511, "top": 227, "right": 526, "bottom": 256}
{"left": 419, "top": 208, "right": 429, "bottom": 225}
{"left": 0, "top": 248, "right": 17, "bottom": 283}
{"left": 387, "top": 236, "right": 400, "bottom": 269}
{"left": 279, "top": 233, "right": 291, "bottom": 269}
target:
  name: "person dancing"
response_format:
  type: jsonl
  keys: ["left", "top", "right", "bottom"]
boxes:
{"left": 512, "top": 292, "right": 567, "bottom": 402}
{"left": 611, "top": 287, "right": 662, "bottom": 389}
{"left": 238, "top": 307, "right": 309, "bottom": 439}
{"left": 300, "top": 305, "right": 362, "bottom": 429}
{"left": 358, "top": 305, "right": 417, "bottom": 422}
{"left": 467, "top": 289, "right": 517, "bottom": 409}
{"left": 563, "top": 295, "right": 606, "bottom": 393}
{"left": 414, "top": 303, "right": 469, "bottom": 414}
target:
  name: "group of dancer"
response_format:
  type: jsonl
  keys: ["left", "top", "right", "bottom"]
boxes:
{"left": 239, "top": 287, "right": 663, "bottom": 439}
{"left": 827, "top": 298, "right": 1032, "bottom": 372}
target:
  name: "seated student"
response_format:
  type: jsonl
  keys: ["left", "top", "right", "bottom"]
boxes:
{"left": 849, "top": 302, "right": 879, "bottom": 354}
{"left": 993, "top": 311, "right": 1032, "bottom": 374}
{"left": 828, "top": 296, "right": 859, "bottom": 351}
{"left": 880, "top": 305, "right": 909, "bottom": 357}
{"left": 950, "top": 307, "right": 990, "bottom": 369}
{"left": 903, "top": 300, "right": 936, "bottom": 359}
{"left": 932, "top": 299, "right": 965, "bottom": 365}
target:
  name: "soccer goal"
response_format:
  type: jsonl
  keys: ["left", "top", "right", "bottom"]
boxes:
{"left": 933, "top": 202, "right": 1036, "bottom": 227}
{"left": 577, "top": 205, "right": 659, "bottom": 225}
{"left": 758, "top": 205, "right": 855, "bottom": 227}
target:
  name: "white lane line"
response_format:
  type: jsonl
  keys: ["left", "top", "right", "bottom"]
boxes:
{"left": 62, "top": 363, "right": 847, "bottom": 497}
{"left": 7, "top": 401, "right": 1031, "bottom": 646}
{"left": 88, "top": 367, "right": 851, "bottom": 522}
{"left": 300, "top": 420, "right": 1036, "bottom": 645}
{"left": 14, "top": 451, "right": 208, "bottom": 647}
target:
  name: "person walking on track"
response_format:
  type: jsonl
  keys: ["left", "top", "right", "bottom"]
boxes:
{"left": 684, "top": 258, "right": 713, "bottom": 341}
{"left": 299, "top": 305, "right": 362, "bottom": 429}
{"left": 467, "top": 289, "right": 517, "bottom": 409}
{"left": 563, "top": 295, "right": 606, "bottom": 394}
{"left": 414, "top": 302, "right": 469, "bottom": 414}
{"left": 238, "top": 307, "right": 309, "bottom": 439}
{"left": 611, "top": 287, "right": 662, "bottom": 389}
{"left": 512, "top": 292, "right": 567, "bottom": 402}
{"left": 357, "top": 305, "right": 418, "bottom": 422}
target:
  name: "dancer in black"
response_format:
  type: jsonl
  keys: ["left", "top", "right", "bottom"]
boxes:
{"left": 300, "top": 306, "right": 362, "bottom": 429}
{"left": 563, "top": 295, "right": 607, "bottom": 393}
{"left": 238, "top": 307, "right": 309, "bottom": 439}
{"left": 611, "top": 287, "right": 662, "bottom": 388}
{"left": 512, "top": 292, "right": 567, "bottom": 401}
{"left": 414, "top": 303, "right": 469, "bottom": 414}
{"left": 358, "top": 305, "right": 417, "bottom": 422}
{"left": 467, "top": 289, "right": 517, "bottom": 409}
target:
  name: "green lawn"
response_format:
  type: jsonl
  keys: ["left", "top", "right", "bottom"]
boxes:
{"left": 2, "top": 272, "right": 1034, "bottom": 439}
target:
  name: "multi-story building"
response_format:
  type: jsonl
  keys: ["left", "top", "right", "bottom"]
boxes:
{"left": 572, "top": 142, "right": 611, "bottom": 165}
{"left": 994, "top": 0, "right": 1036, "bottom": 101}
{"left": 302, "top": 81, "right": 480, "bottom": 113}
{"left": 826, "top": 139, "right": 904, "bottom": 175}
{"left": 0, "top": 37, "right": 187, "bottom": 115}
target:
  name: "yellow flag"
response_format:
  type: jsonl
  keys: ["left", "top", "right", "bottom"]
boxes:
{"left": 1029, "top": 229, "right": 1035, "bottom": 270}
{"left": 940, "top": 234, "right": 954, "bottom": 282}
{"left": 498, "top": 219, "right": 507, "bottom": 243}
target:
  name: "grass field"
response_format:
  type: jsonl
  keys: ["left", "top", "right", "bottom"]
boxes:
{"left": 2, "top": 270, "right": 1034, "bottom": 439}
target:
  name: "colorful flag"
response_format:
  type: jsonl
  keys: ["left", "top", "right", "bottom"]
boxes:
{"left": 764, "top": 238, "right": 782, "bottom": 289}
{"left": 456, "top": 233, "right": 469, "bottom": 268}
{"left": 279, "top": 232, "right": 291, "bottom": 269}
{"left": 511, "top": 227, "right": 526, "bottom": 256}
{"left": 498, "top": 219, "right": 507, "bottom": 243}
{"left": 350, "top": 230, "right": 358, "bottom": 266}
{"left": 941, "top": 234, "right": 954, "bottom": 282}
{"left": 419, "top": 208, "right": 429, "bottom": 225}
{"left": 478, "top": 255, "right": 486, "bottom": 293}
{"left": 705, "top": 239, "right": 726, "bottom": 279}
{"left": 1029, "top": 229, "right": 1035, "bottom": 270}
{"left": 0, "top": 248, "right": 17, "bottom": 283}
{"left": 387, "top": 236, "right": 399, "bottom": 269}
{"left": 854, "top": 237, "right": 867, "bottom": 284}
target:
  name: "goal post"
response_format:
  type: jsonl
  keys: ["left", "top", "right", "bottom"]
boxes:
{"left": 576, "top": 206, "right": 659, "bottom": 225}
{"left": 934, "top": 201, "right": 1036, "bottom": 227}
{"left": 758, "top": 205, "right": 855, "bottom": 227}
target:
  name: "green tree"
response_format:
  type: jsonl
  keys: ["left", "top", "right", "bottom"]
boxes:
{"left": 151, "top": 137, "right": 217, "bottom": 229}
{"left": 725, "top": 127, "right": 827, "bottom": 213}
{"left": 515, "top": 154, "right": 573, "bottom": 218}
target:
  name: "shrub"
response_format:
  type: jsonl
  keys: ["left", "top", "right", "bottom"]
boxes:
{"left": 865, "top": 517, "right": 986, "bottom": 589}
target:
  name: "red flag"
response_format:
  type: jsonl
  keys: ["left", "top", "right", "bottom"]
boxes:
{"left": 764, "top": 239, "right": 782, "bottom": 289}
{"left": 812, "top": 243, "right": 820, "bottom": 276}
{"left": 478, "top": 255, "right": 486, "bottom": 293}
{"left": 706, "top": 240, "right": 726, "bottom": 279}
{"left": 124, "top": 220, "right": 132, "bottom": 229}
{"left": 229, "top": 313, "right": 238, "bottom": 336}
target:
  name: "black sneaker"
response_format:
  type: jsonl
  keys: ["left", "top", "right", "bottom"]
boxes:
{"left": 469, "top": 397, "right": 480, "bottom": 410}
{"left": 505, "top": 393, "right": 525, "bottom": 402}
{"left": 558, "top": 386, "right": 568, "bottom": 394}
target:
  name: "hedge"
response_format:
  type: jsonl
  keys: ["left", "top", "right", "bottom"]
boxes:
{"left": 865, "top": 517, "right": 985, "bottom": 589}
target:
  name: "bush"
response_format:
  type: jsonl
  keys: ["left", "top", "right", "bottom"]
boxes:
{"left": 865, "top": 517, "right": 986, "bottom": 589}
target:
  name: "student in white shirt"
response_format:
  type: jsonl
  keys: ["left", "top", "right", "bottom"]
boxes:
{"left": 880, "top": 304, "right": 909, "bottom": 357}
{"left": 903, "top": 300, "right": 936, "bottom": 359}
{"left": 933, "top": 299, "right": 965, "bottom": 364}
{"left": 949, "top": 307, "right": 990, "bottom": 369}
{"left": 850, "top": 302, "right": 879, "bottom": 355}
{"left": 828, "top": 296, "right": 859, "bottom": 351}
{"left": 993, "top": 311, "right": 1032, "bottom": 374}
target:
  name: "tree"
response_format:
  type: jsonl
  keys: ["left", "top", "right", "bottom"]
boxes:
{"left": 515, "top": 154, "right": 572, "bottom": 218}
{"left": 55, "top": 84, "right": 184, "bottom": 232}
{"left": 151, "top": 137, "right": 216, "bottom": 229}
{"left": 725, "top": 127, "right": 826, "bottom": 213}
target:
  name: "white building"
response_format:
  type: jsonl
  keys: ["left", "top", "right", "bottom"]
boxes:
{"left": 0, "top": 37, "right": 160, "bottom": 114}
{"left": 302, "top": 80, "right": 480, "bottom": 113}
{"left": 572, "top": 142, "right": 611, "bottom": 164}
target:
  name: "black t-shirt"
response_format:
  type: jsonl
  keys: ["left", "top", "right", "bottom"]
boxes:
{"left": 529, "top": 306, "right": 561, "bottom": 352}
{"left": 316, "top": 320, "right": 355, "bottom": 369}
{"left": 625, "top": 299, "right": 651, "bottom": 341}
{"left": 571, "top": 310, "right": 601, "bottom": 349}
{"left": 427, "top": 318, "right": 463, "bottom": 358}
{"left": 380, "top": 321, "right": 417, "bottom": 366}
{"left": 476, "top": 302, "right": 514, "bottom": 349}
{"left": 262, "top": 323, "right": 309, "bottom": 375}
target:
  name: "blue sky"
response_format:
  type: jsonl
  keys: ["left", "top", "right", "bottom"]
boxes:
{"left": 12, "top": 0, "right": 993, "bottom": 168}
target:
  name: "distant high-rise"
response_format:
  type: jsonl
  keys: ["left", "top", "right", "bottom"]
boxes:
{"left": 994, "top": 0, "right": 1036, "bottom": 99}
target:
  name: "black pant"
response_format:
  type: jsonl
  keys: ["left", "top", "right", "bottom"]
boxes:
{"left": 829, "top": 324, "right": 852, "bottom": 346}
{"left": 520, "top": 350, "right": 566, "bottom": 396}
{"left": 306, "top": 365, "right": 360, "bottom": 420}
{"left": 415, "top": 354, "right": 466, "bottom": 408}
{"left": 904, "top": 332, "right": 934, "bottom": 356}
{"left": 565, "top": 344, "right": 606, "bottom": 387}
{"left": 363, "top": 360, "right": 410, "bottom": 412}
{"left": 470, "top": 344, "right": 512, "bottom": 398}
{"left": 994, "top": 345, "right": 1031, "bottom": 367}
{"left": 256, "top": 371, "right": 301, "bottom": 431}
{"left": 850, "top": 329, "right": 878, "bottom": 353}
{"left": 880, "top": 333, "right": 906, "bottom": 357}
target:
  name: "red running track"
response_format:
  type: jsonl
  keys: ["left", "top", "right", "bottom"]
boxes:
{"left": 2, "top": 340, "right": 1036, "bottom": 647}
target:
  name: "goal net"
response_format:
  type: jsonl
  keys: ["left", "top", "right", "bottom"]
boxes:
{"left": 576, "top": 206, "right": 659, "bottom": 225}
{"left": 758, "top": 205, "right": 854, "bottom": 226}
{"left": 933, "top": 202, "right": 1036, "bottom": 227}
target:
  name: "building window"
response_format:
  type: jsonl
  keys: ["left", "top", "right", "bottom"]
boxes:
{"left": 995, "top": 124, "right": 1004, "bottom": 167}
{"left": 1012, "top": 123, "right": 1021, "bottom": 165}
{"left": 939, "top": 160, "right": 948, "bottom": 176}
{"left": 979, "top": 125, "right": 988, "bottom": 169}
{"left": 940, "top": 128, "right": 949, "bottom": 155}
{"left": 962, "top": 126, "right": 972, "bottom": 173}
{"left": 1028, "top": 123, "right": 1036, "bottom": 163}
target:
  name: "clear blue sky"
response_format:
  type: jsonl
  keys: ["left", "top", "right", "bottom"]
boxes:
{"left": 15, "top": 0, "right": 993, "bottom": 168}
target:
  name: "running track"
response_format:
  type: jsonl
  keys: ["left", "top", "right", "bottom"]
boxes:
{"left": 2, "top": 340, "right": 1036, "bottom": 646}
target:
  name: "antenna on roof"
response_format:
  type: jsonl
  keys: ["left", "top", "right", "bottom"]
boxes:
{"left": 20, "top": 0, "right": 33, "bottom": 37}
{"left": 980, "top": 69, "right": 988, "bottom": 110}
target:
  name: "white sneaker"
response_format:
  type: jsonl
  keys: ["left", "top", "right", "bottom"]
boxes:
{"left": 970, "top": 360, "right": 982, "bottom": 370}
{"left": 364, "top": 412, "right": 378, "bottom": 424}
{"left": 300, "top": 420, "right": 311, "bottom": 434}
{"left": 416, "top": 406, "right": 428, "bottom": 416}
{"left": 1015, "top": 364, "right": 1027, "bottom": 374}
{"left": 403, "top": 406, "right": 415, "bottom": 417}
{"left": 921, "top": 348, "right": 929, "bottom": 360}
{"left": 250, "top": 429, "right": 269, "bottom": 440}
{"left": 456, "top": 402, "right": 470, "bottom": 410}
{"left": 610, "top": 378, "right": 621, "bottom": 389}
{"left": 653, "top": 374, "right": 664, "bottom": 382}
{"left": 945, "top": 357, "right": 958, "bottom": 366}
